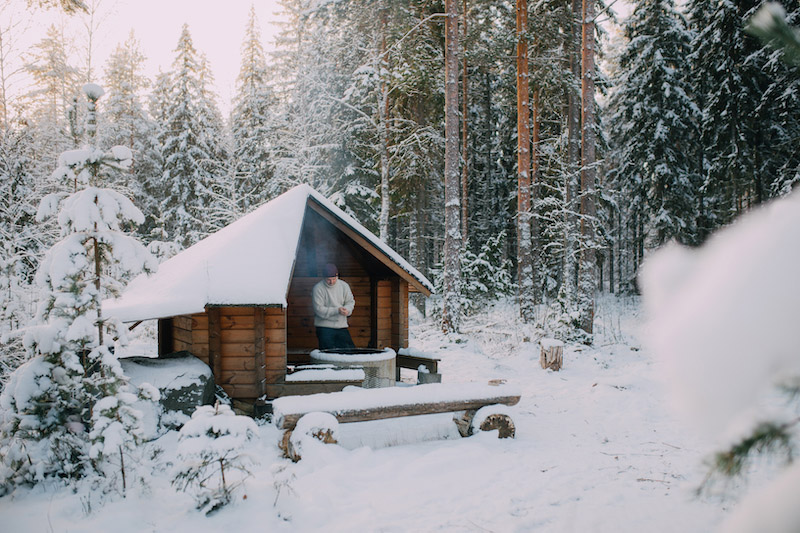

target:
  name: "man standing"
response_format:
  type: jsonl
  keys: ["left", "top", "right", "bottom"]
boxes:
{"left": 312, "top": 263, "right": 356, "bottom": 350}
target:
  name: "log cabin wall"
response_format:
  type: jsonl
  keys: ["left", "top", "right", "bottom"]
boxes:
{"left": 168, "top": 306, "right": 286, "bottom": 400}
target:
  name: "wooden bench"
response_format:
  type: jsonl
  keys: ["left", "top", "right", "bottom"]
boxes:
{"left": 265, "top": 365, "right": 365, "bottom": 398}
{"left": 395, "top": 348, "right": 442, "bottom": 383}
{"left": 272, "top": 382, "right": 521, "bottom": 461}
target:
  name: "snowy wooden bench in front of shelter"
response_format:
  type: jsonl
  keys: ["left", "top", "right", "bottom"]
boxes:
{"left": 272, "top": 382, "right": 521, "bottom": 460}
{"left": 276, "top": 364, "right": 367, "bottom": 396}
{"left": 395, "top": 347, "right": 442, "bottom": 383}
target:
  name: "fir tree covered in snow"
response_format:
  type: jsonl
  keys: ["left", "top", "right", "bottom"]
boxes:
{"left": 608, "top": 0, "right": 700, "bottom": 248}
{"left": 228, "top": 7, "right": 276, "bottom": 215}
{"left": 100, "top": 30, "right": 160, "bottom": 222}
{"left": 0, "top": 84, "right": 156, "bottom": 491}
{"left": 154, "top": 25, "right": 227, "bottom": 248}
{"left": 172, "top": 402, "right": 258, "bottom": 515}
{"left": 687, "top": 0, "right": 800, "bottom": 233}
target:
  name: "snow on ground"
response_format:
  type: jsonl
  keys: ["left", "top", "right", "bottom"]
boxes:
{"left": 0, "top": 295, "right": 733, "bottom": 532}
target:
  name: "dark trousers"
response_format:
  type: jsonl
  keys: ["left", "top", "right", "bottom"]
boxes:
{"left": 316, "top": 327, "right": 356, "bottom": 350}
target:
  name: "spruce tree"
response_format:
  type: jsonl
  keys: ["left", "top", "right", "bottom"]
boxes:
{"left": 608, "top": 0, "right": 699, "bottom": 248}
{"left": 229, "top": 7, "right": 276, "bottom": 215}
{"left": 0, "top": 84, "right": 156, "bottom": 490}
{"left": 157, "top": 25, "right": 227, "bottom": 248}
{"left": 101, "top": 30, "right": 160, "bottom": 219}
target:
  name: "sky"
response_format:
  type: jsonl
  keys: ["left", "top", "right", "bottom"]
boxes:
{"left": 9, "top": 0, "right": 285, "bottom": 116}
{"left": 8, "top": 0, "right": 633, "bottom": 118}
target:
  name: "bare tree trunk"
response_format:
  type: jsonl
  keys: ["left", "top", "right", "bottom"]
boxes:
{"left": 579, "top": 0, "right": 597, "bottom": 334}
{"left": 378, "top": 7, "right": 391, "bottom": 242}
{"left": 563, "top": 0, "right": 582, "bottom": 311}
{"left": 461, "top": 0, "right": 469, "bottom": 246}
{"left": 516, "top": 0, "right": 534, "bottom": 321}
{"left": 441, "top": 0, "right": 462, "bottom": 334}
{"left": 531, "top": 88, "right": 540, "bottom": 301}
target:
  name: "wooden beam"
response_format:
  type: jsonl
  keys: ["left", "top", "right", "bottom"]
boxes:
{"left": 391, "top": 278, "right": 408, "bottom": 351}
{"left": 396, "top": 353, "right": 439, "bottom": 374}
{"left": 254, "top": 307, "right": 267, "bottom": 397}
{"left": 207, "top": 307, "right": 222, "bottom": 380}
{"left": 307, "top": 199, "right": 431, "bottom": 296}
{"left": 277, "top": 394, "right": 521, "bottom": 430}
{"left": 158, "top": 318, "right": 174, "bottom": 356}
{"left": 265, "top": 381, "right": 364, "bottom": 399}
{"left": 369, "top": 276, "right": 378, "bottom": 348}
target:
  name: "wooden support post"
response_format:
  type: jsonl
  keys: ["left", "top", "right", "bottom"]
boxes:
{"left": 157, "top": 318, "right": 174, "bottom": 356}
{"left": 391, "top": 279, "right": 408, "bottom": 351}
{"left": 369, "top": 276, "right": 378, "bottom": 348}
{"left": 254, "top": 307, "right": 267, "bottom": 397}
{"left": 208, "top": 307, "right": 222, "bottom": 380}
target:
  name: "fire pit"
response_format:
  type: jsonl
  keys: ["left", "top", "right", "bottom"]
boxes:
{"left": 309, "top": 347, "right": 396, "bottom": 389}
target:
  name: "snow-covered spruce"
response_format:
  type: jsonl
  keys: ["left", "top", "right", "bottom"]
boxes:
{"left": 0, "top": 86, "right": 157, "bottom": 492}
{"left": 172, "top": 402, "right": 259, "bottom": 515}
{"left": 89, "top": 379, "right": 159, "bottom": 495}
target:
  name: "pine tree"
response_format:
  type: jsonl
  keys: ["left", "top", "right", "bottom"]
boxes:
{"left": 23, "top": 23, "right": 82, "bottom": 179}
{"left": 442, "top": 0, "right": 462, "bottom": 333}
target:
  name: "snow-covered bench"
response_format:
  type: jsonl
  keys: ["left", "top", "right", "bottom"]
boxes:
{"left": 395, "top": 348, "right": 442, "bottom": 383}
{"left": 272, "top": 382, "right": 521, "bottom": 460}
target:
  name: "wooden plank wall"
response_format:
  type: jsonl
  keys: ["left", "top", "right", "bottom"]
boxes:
{"left": 288, "top": 276, "right": 383, "bottom": 351}
{"left": 171, "top": 307, "right": 286, "bottom": 400}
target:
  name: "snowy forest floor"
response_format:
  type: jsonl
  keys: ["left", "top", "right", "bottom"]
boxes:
{"left": 0, "top": 295, "right": 758, "bottom": 531}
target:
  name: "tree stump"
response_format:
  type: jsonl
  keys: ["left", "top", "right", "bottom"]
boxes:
{"left": 540, "top": 338, "right": 564, "bottom": 371}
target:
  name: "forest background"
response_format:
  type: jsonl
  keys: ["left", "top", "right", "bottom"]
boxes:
{"left": 1, "top": 0, "right": 800, "bottom": 382}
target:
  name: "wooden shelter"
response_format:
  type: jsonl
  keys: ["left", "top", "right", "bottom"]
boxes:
{"left": 106, "top": 185, "right": 433, "bottom": 400}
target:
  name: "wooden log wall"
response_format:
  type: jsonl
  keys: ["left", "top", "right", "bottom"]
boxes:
{"left": 170, "top": 306, "right": 286, "bottom": 400}
{"left": 287, "top": 276, "right": 394, "bottom": 351}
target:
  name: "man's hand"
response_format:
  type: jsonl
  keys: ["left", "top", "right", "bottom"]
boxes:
{"left": 338, "top": 307, "right": 349, "bottom": 316}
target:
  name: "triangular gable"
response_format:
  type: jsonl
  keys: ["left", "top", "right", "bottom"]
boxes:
{"left": 104, "top": 185, "right": 432, "bottom": 323}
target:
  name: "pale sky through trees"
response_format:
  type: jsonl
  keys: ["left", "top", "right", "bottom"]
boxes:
{"left": 10, "top": 0, "right": 283, "bottom": 115}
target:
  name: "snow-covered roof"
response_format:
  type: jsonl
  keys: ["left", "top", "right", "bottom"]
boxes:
{"left": 104, "top": 185, "right": 433, "bottom": 323}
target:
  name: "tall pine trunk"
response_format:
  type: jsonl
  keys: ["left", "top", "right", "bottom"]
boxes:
{"left": 378, "top": 6, "right": 391, "bottom": 243}
{"left": 563, "top": 0, "right": 582, "bottom": 310}
{"left": 579, "top": 0, "right": 597, "bottom": 334}
{"left": 516, "top": 0, "right": 535, "bottom": 321}
{"left": 461, "top": 0, "right": 469, "bottom": 246}
{"left": 441, "top": 0, "right": 462, "bottom": 334}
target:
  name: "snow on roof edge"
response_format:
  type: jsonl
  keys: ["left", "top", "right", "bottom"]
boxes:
{"left": 305, "top": 187, "right": 434, "bottom": 293}
{"left": 103, "top": 184, "right": 432, "bottom": 323}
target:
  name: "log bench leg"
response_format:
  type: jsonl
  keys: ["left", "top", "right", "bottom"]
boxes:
{"left": 453, "top": 409, "right": 516, "bottom": 439}
{"left": 280, "top": 415, "right": 339, "bottom": 462}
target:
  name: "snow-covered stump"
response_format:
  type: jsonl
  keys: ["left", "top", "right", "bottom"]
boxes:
{"left": 540, "top": 338, "right": 564, "bottom": 371}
